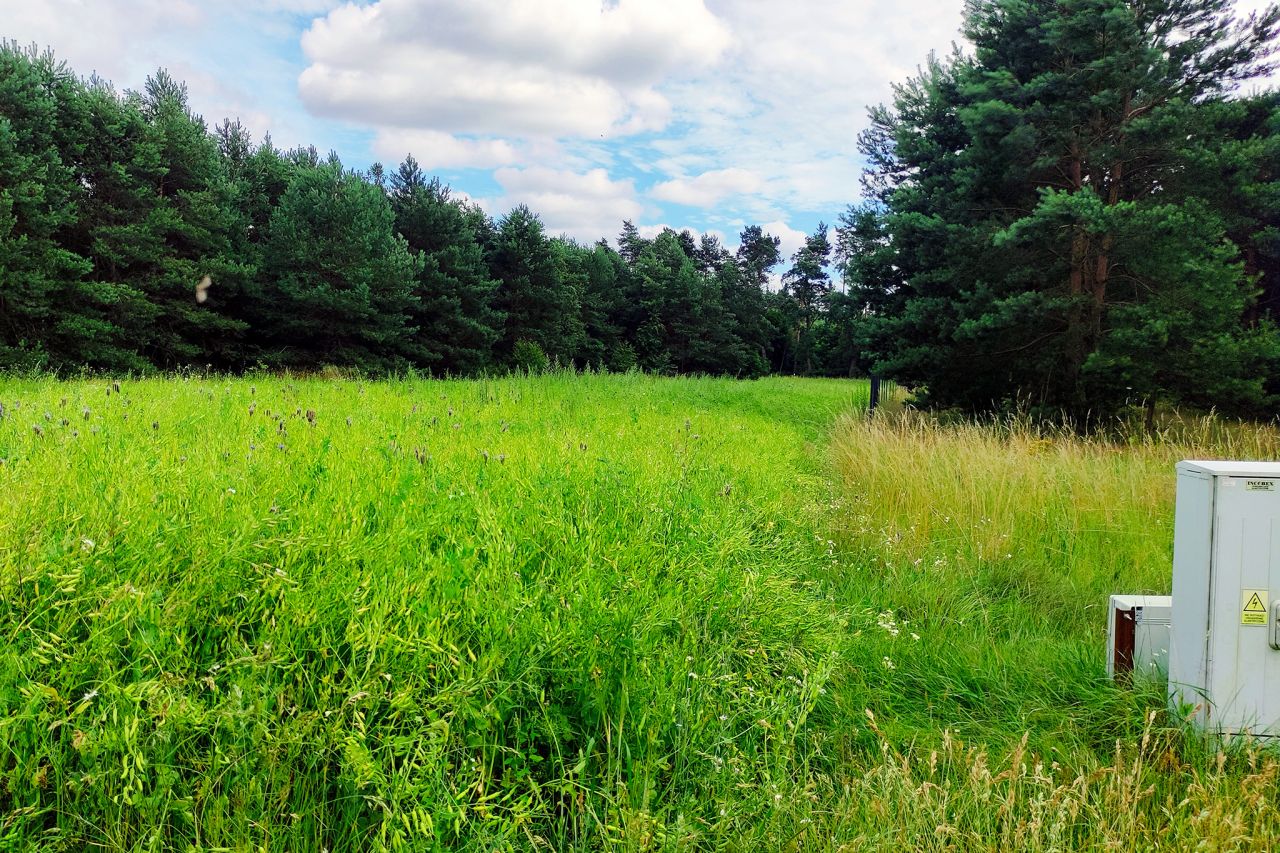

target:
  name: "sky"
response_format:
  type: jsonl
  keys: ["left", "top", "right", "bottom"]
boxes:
{"left": 3, "top": 0, "right": 1276, "bottom": 259}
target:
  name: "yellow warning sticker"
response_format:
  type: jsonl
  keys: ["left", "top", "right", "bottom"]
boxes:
{"left": 1242, "top": 589, "right": 1269, "bottom": 626}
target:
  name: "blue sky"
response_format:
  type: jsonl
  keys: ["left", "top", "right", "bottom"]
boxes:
{"left": 4, "top": 0, "right": 1275, "bottom": 260}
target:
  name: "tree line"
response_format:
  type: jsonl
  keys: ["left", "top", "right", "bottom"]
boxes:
{"left": 0, "top": 42, "right": 861, "bottom": 379}
{"left": 4, "top": 0, "right": 1280, "bottom": 420}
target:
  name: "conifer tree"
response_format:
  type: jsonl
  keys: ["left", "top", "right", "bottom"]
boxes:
{"left": 389, "top": 156, "right": 501, "bottom": 373}
{"left": 851, "top": 0, "right": 1280, "bottom": 417}
{"left": 0, "top": 44, "right": 144, "bottom": 370}
{"left": 258, "top": 156, "right": 420, "bottom": 369}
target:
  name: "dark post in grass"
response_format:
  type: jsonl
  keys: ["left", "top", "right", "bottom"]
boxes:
{"left": 869, "top": 376, "right": 881, "bottom": 412}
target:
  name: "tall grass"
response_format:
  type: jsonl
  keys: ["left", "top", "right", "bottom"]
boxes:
{"left": 1, "top": 374, "right": 1278, "bottom": 850}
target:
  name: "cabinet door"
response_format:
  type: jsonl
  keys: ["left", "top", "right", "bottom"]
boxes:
{"left": 1210, "top": 477, "right": 1280, "bottom": 733}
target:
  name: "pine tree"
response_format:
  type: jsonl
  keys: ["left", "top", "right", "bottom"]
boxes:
{"left": 490, "top": 205, "right": 582, "bottom": 364}
{"left": 389, "top": 156, "right": 501, "bottom": 373}
{"left": 258, "top": 156, "right": 420, "bottom": 369}
{"left": 781, "top": 223, "right": 832, "bottom": 374}
{"left": 853, "top": 0, "right": 1280, "bottom": 417}
{"left": 0, "top": 43, "right": 144, "bottom": 370}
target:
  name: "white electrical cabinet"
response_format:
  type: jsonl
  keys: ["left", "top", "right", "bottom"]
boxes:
{"left": 1107, "top": 595, "right": 1171, "bottom": 681}
{"left": 1169, "top": 460, "right": 1280, "bottom": 735}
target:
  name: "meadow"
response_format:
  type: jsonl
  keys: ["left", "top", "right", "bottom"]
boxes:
{"left": 2, "top": 372, "right": 1279, "bottom": 851}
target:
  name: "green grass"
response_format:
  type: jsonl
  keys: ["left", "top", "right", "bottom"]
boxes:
{"left": 1, "top": 372, "right": 1278, "bottom": 851}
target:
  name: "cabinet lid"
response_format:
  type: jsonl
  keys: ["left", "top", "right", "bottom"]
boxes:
{"left": 1178, "top": 460, "right": 1280, "bottom": 478}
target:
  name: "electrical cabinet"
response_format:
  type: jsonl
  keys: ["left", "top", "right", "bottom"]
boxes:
{"left": 1169, "top": 460, "right": 1280, "bottom": 735}
{"left": 1107, "top": 595, "right": 1171, "bottom": 681}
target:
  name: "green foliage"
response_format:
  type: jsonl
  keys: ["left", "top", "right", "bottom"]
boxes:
{"left": 389, "top": 157, "right": 501, "bottom": 374}
{"left": 0, "top": 47, "right": 814, "bottom": 381}
{"left": 846, "top": 0, "right": 1280, "bottom": 419}
{"left": 3, "top": 374, "right": 1279, "bottom": 850}
{"left": 0, "top": 373, "right": 861, "bottom": 850}
{"left": 0, "top": 43, "right": 140, "bottom": 372}
{"left": 510, "top": 338, "right": 550, "bottom": 372}
{"left": 255, "top": 157, "right": 420, "bottom": 371}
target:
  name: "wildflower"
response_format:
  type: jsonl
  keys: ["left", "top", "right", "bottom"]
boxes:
{"left": 882, "top": 656, "right": 896, "bottom": 670}
{"left": 226, "top": 488, "right": 236, "bottom": 495}
{"left": 81, "top": 689, "right": 99, "bottom": 703}
{"left": 498, "top": 454, "right": 506, "bottom": 464}
{"left": 346, "top": 417, "right": 352, "bottom": 427}
{"left": 876, "top": 610, "right": 900, "bottom": 637}
{"left": 32, "top": 424, "right": 42, "bottom": 437}
{"left": 911, "top": 632, "right": 921, "bottom": 641}
{"left": 81, "top": 538, "right": 95, "bottom": 552}
{"left": 306, "top": 409, "right": 316, "bottom": 424}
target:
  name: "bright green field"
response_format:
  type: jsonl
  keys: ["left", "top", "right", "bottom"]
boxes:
{"left": 1, "top": 373, "right": 1279, "bottom": 851}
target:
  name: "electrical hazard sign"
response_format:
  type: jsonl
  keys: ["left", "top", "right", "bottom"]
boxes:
{"left": 1241, "top": 589, "right": 1269, "bottom": 626}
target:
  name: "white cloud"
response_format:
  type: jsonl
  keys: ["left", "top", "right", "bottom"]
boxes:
{"left": 483, "top": 167, "right": 646, "bottom": 244}
{"left": 2, "top": 0, "right": 205, "bottom": 84}
{"left": 650, "top": 168, "right": 761, "bottom": 207}
{"left": 298, "top": 0, "right": 729, "bottom": 140}
{"left": 761, "top": 220, "right": 809, "bottom": 262}
{"left": 372, "top": 130, "right": 520, "bottom": 169}
{"left": 1, "top": 0, "right": 349, "bottom": 151}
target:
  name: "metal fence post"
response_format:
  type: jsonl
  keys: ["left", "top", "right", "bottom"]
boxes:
{"left": 869, "top": 375, "right": 881, "bottom": 412}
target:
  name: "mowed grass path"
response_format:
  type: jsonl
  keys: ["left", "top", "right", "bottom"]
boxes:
{"left": 1, "top": 373, "right": 1279, "bottom": 851}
